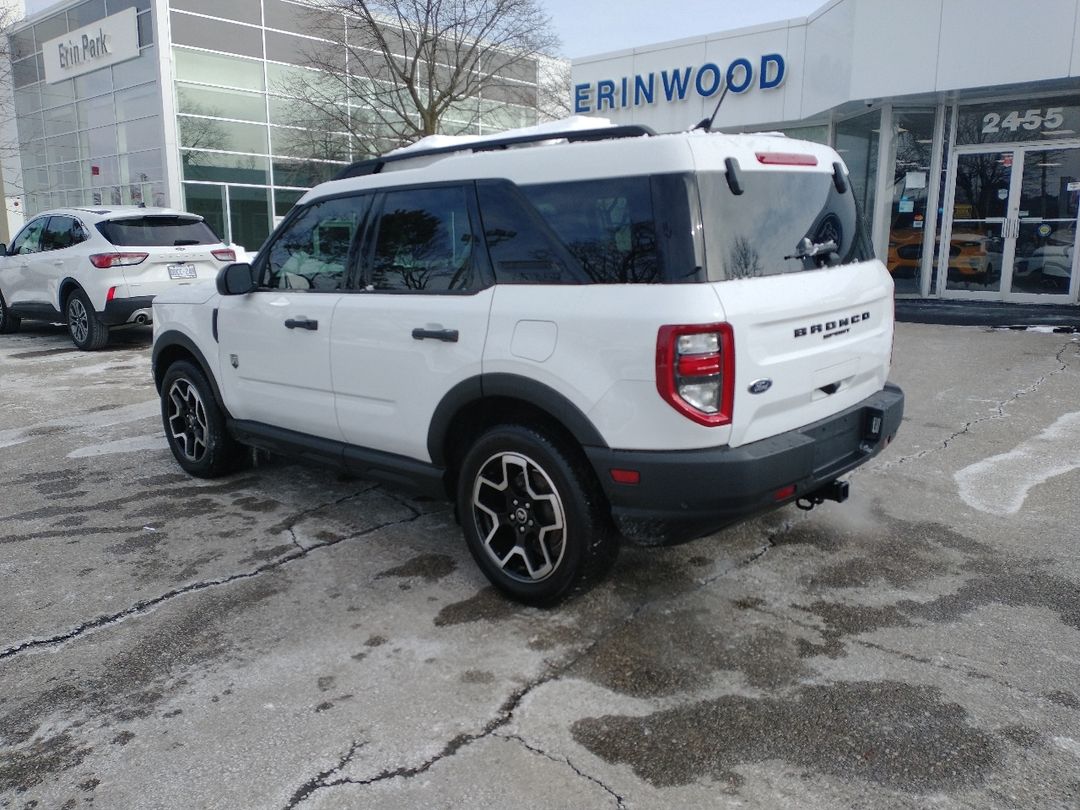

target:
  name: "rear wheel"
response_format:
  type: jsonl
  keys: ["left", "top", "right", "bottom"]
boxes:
{"left": 161, "top": 360, "right": 241, "bottom": 478}
{"left": 457, "top": 424, "right": 618, "bottom": 605}
{"left": 65, "top": 289, "right": 108, "bottom": 350}
{"left": 0, "top": 289, "right": 20, "bottom": 334}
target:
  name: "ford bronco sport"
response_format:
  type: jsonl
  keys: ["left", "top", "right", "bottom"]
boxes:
{"left": 151, "top": 122, "right": 904, "bottom": 604}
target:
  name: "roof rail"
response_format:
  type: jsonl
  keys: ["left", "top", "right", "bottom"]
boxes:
{"left": 332, "top": 124, "right": 657, "bottom": 180}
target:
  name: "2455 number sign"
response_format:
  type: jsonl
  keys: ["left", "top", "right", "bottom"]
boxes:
{"left": 982, "top": 108, "right": 1065, "bottom": 134}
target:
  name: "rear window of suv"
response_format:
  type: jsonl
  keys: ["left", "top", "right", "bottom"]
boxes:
{"left": 698, "top": 170, "right": 873, "bottom": 281}
{"left": 96, "top": 216, "right": 221, "bottom": 247}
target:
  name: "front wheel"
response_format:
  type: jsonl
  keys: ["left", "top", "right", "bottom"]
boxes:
{"left": 160, "top": 360, "right": 241, "bottom": 478}
{"left": 456, "top": 424, "right": 618, "bottom": 605}
{"left": 66, "top": 289, "right": 108, "bottom": 350}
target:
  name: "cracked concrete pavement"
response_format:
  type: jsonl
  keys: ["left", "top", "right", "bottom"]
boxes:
{"left": 1, "top": 320, "right": 1079, "bottom": 809}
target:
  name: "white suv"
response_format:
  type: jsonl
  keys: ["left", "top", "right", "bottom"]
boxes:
{"left": 0, "top": 207, "right": 237, "bottom": 349}
{"left": 151, "top": 123, "right": 904, "bottom": 604}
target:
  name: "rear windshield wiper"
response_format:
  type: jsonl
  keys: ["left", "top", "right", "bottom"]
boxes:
{"left": 784, "top": 237, "right": 839, "bottom": 262}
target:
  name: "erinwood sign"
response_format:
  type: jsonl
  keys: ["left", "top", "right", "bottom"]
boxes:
{"left": 41, "top": 7, "right": 140, "bottom": 84}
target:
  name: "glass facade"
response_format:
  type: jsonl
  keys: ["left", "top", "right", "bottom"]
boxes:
{"left": 12, "top": 0, "right": 161, "bottom": 213}
{"left": 169, "top": 0, "right": 542, "bottom": 249}
{"left": 835, "top": 111, "right": 881, "bottom": 247}
{"left": 9, "top": 0, "right": 550, "bottom": 250}
{"left": 885, "top": 110, "right": 936, "bottom": 295}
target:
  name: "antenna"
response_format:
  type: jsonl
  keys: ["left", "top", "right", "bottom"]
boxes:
{"left": 693, "top": 79, "right": 730, "bottom": 132}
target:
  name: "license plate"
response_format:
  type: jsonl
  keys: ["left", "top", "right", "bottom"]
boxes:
{"left": 168, "top": 263, "right": 197, "bottom": 279}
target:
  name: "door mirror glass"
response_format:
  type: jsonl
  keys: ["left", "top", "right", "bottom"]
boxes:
{"left": 217, "top": 262, "right": 255, "bottom": 296}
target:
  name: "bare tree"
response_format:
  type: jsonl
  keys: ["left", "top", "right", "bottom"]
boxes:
{"left": 1, "top": 2, "right": 28, "bottom": 235}
{"left": 536, "top": 55, "right": 572, "bottom": 120}
{"left": 0, "top": 2, "right": 20, "bottom": 159}
{"left": 273, "top": 0, "right": 562, "bottom": 156}
{"left": 177, "top": 115, "right": 230, "bottom": 165}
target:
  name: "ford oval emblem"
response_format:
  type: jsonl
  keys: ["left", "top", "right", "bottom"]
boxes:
{"left": 748, "top": 378, "right": 773, "bottom": 395}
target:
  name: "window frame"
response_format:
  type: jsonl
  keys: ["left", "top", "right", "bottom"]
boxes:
{"left": 356, "top": 181, "right": 494, "bottom": 295}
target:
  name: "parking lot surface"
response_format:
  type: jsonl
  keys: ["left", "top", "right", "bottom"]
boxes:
{"left": 1, "top": 321, "right": 1079, "bottom": 809}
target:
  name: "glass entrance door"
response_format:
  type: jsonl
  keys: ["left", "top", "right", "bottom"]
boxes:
{"left": 942, "top": 145, "right": 1080, "bottom": 301}
{"left": 1009, "top": 147, "right": 1080, "bottom": 296}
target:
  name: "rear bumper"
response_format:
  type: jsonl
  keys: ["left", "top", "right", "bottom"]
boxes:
{"left": 102, "top": 296, "right": 154, "bottom": 326}
{"left": 586, "top": 383, "right": 904, "bottom": 545}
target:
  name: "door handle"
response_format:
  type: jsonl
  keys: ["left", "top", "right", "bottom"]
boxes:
{"left": 284, "top": 317, "right": 318, "bottom": 330}
{"left": 412, "top": 327, "right": 459, "bottom": 343}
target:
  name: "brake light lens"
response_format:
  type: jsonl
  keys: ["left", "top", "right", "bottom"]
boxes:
{"left": 656, "top": 323, "right": 735, "bottom": 426}
{"left": 89, "top": 252, "right": 148, "bottom": 269}
{"left": 212, "top": 248, "right": 236, "bottom": 262}
{"left": 756, "top": 152, "right": 818, "bottom": 166}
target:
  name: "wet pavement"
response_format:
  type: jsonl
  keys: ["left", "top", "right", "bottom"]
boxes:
{"left": 1, "top": 320, "right": 1078, "bottom": 809}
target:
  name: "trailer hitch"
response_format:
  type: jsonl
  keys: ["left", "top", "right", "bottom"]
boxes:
{"left": 796, "top": 480, "right": 850, "bottom": 511}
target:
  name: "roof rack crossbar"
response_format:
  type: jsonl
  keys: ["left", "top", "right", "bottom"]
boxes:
{"left": 332, "top": 124, "right": 656, "bottom": 180}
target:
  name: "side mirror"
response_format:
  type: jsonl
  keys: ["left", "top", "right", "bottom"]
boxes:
{"left": 216, "top": 262, "right": 255, "bottom": 296}
{"left": 0, "top": 244, "right": 7, "bottom": 256}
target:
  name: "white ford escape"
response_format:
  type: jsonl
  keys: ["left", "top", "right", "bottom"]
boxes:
{"left": 0, "top": 207, "right": 237, "bottom": 349}
{"left": 151, "top": 122, "right": 904, "bottom": 604}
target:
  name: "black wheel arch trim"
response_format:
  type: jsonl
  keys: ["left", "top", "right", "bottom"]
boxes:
{"left": 427, "top": 373, "right": 608, "bottom": 466}
{"left": 58, "top": 278, "right": 85, "bottom": 311}
{"left": 152, "top": 330, "right": 229, "bottom": 416}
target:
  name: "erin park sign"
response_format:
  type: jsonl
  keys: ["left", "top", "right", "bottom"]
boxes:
{"left": 41, "top": 7, "right": 140, "bottom": 84}
{"left": 574, "top": 54, "right": 787, "bottom": 114}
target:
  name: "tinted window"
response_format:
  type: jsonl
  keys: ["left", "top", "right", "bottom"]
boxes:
{"left": 521, "top": 177, "right": 662, "bottom": 284}
{"left": 264, "top": 195, "right": 369, "bottom": 290}
{"left": 42, "top": 216, "right": 88, "bottom": 251}
{"left": 698, "top": 170, "right": 873, "bottom": 280}
{"left": 477, "top": 182, "right": 581, "bottom": 285}
{"left": 97, "top": 216, "right": 221, "bottom": 247}
{"left": 11, "top": 218, "right": 47, "bottom": 254}
{"left": 369, "top": 186, "right": 480, "bottom": 292}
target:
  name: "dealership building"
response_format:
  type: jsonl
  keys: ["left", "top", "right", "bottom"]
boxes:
{"left": 573, "top": 0, "right": 1080, "bottom": 310}
{"left": 7, "top": 0, "right": 1080, "bottom": 313}
{"left": 4, "top": 0, "right": 550, "bottom": 250}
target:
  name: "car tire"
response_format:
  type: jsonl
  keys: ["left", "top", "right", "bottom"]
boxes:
{"left": 456, "top": 423, "right": 619, "bottom": 605}
{"left": 160, "top": 360, "right": 242, "bottom": 478}
{"left": 65, "top": 288, "right": 109, "bottom": 350}
{"left": 0, "top": 289, "right": 20, "bottom": 334}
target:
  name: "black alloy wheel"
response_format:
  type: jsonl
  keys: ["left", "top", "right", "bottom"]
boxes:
{"left": 457, "top": 424, "right": 618, "bottom": 605}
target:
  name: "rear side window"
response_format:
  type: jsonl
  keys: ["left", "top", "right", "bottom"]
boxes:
{"left": 476, "top": 182, "right": 583, "bottom": 285}
{"left": 521, "top": 177, "right": 662, "bottom": 284}
{"left": 368, "top": 186, "right": 481, "bottom": 292}
{"left": 698, "top": 170, "right": 873, "bottom": 280}
{"left": 42, "top": 216, "right": 88, "bottom": 251}
{"left": 97, "top": 216, "right": 222, "bottom": 247}
{"left": 263, "top": 195, "right": 370, "bottom": 290}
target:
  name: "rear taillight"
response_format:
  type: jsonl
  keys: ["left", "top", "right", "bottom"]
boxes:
{"left": 656, "top": 323, "right": 735, "bottom": 426}
{"left": 89, "top": 252, "right": 148, "bottom": 269}
{"left": 212, "top": 248, "right": 236, "bottom": 262}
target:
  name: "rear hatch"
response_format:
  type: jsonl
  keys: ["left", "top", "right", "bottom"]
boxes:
{"left": 693, "top": 143, "right": 895, "bottom": 448}
{"left": 95, "top": 215, "right": 232, "bottom": 296}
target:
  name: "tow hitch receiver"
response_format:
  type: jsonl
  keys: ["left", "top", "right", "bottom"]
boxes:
{"left": 796, "top": 480, "right": 850, "bottom": 511}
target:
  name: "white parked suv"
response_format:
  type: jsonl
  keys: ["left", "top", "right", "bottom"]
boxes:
{"left": 151, "top": 123, "right": 904, "bottom": 604}
{"left": 0, "top": 207, "right": 238, "bottom": 349}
